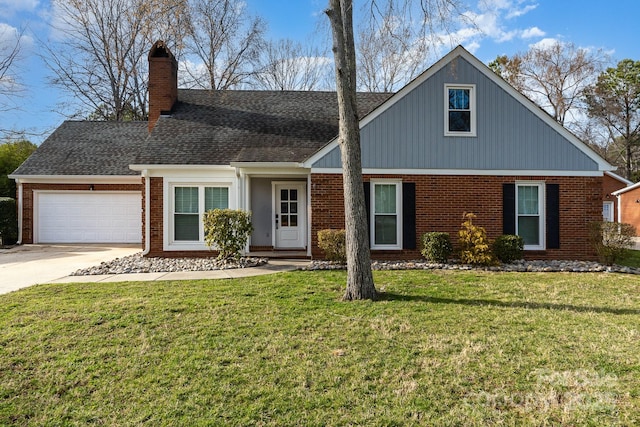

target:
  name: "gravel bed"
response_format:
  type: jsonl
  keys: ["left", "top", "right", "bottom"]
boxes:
{"left": 71, "top": 253, "right": 269, "bottom": 275}
{"left": 71, "top": 252, "right": 640, "bottom": 276}
{"left": 304, "top": 259, "right": 640, "bottom": 275}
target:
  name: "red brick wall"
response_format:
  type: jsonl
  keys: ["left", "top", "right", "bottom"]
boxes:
{"left": 311, "top": 174, "right": 602, "bottom": 261}
{"left": 19, "top": 183, "right": 142, "bottom": 244}
{"left": 147, "top": 177, "right": 164, "bottom": 256}
{"left": 148, "top": 42, "right": 178, "bottom": 132}
{"left": 602, "top": 173, "right": 627, "bottom": 221}
{"left": 618, "top": 187, "right": 640, "bottom": 236}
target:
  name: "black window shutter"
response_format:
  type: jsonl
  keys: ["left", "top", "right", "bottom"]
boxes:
{"left": 503, "top": 183, "right": 516, "bottom": 235}
{"left": 402, "top": 182, "right": 416, "bottom": 249}
{"left": 363, "top": 182, "right": 371, "bottom": 240}
{"left": 546, "top": 183, "right": 560, "bottom": 249}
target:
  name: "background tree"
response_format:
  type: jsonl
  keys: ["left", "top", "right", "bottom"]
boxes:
{"left": 0, "top": 26, "right": 24, "bottom": 113}
{"left": 326, "top": 0, "right": 464, "bottom": 301}
{"left": 585, "top": 59, "right": 640, "bottom": 180}
{"left": 489, "top": 41, "right": 607, "bottom": 128}
{"left": 183, "top": 0, "right": 266, "bottom": 90}
{"left": 356, "top": 1, "right": 430, "bottom": 92}
{"left": 0, "top": 140, "right": 37, "bottom": 197}
{"left": 252, "top": 38, "right": 332, "bottom": 91}
{"left": 43, "top": 0, "right": 188, "bottom": 121}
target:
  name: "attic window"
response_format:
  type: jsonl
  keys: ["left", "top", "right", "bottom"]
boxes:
{"left": 445, "top": 84, "right": 476, "bottom": 137}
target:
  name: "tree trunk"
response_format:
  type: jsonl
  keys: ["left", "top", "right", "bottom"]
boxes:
{"left": 326, "top": 0, "right": 377, "bottom": 301}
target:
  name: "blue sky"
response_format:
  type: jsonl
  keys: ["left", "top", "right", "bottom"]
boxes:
{"left": 1, "top": 0, "right": 639, "bottom": 144}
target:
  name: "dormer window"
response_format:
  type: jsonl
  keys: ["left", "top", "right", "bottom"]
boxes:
{"left": 445, "top": 84, "right": 476, "bottom": 136}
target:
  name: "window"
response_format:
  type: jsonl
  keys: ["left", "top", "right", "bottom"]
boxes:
{"left": 602, "top": 201, "right": 614, "bottom": 222}
{"left": 173, "top": 185, "right": 229, "bottom": 242}
{"left": 516, "top": 182, "right": 544, "bottom": 250}
{"left": 371, "top": 181, "right": 402, "bottom": 250}
{"left": 445, "top": 84, "right": 476, "bottom": 136}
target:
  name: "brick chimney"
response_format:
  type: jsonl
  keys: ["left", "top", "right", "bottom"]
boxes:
{"left": 148, "top": 40, "right": 178, "bottom": 132}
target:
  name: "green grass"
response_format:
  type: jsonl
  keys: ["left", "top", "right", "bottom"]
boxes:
{"left": 1, "top": 270, "right": 639, "bottom": 426}
{"left": 619, "top": 249, "right": 640, "bottom": 268}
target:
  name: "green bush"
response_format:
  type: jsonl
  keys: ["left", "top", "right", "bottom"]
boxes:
{"left": 458, "top": 212, "right": 496, "bottom": 266}
{"left": 203, "top": 209, "right": 253, "bottom": 260}
{"left": 317, "top": 229, "right": 346, "bottom": 263}
{"left": 589, "top": 221, "right": 636, "bottom": 265}
{"left": 493, "top": 234, "right": 524, "bottom": 263}
{"left": 0, "top": 197, "right": 17, "bottom": 245}
{"left": 421, "top": 232, "right": 453, "bottom": 263}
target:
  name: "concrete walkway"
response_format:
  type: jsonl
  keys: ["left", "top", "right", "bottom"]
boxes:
{"left": 0, "top": 244, "right": 310, "bottom": 295}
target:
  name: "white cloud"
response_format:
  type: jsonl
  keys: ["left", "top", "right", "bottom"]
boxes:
{"left": 521, "top": 26, "right": 545, "bottom": 39}
{"left": 529, "top": 37, "right": 561, "bottom": 50}
{"left": 506, "top": 4, "right": 538, "bottom": 19}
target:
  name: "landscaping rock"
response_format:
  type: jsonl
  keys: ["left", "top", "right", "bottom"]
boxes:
{"left": 71, "top": 253, "right": 269, "bottom": 276}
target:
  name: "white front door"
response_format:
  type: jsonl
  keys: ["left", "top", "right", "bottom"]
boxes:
{"left": 273, "top": 183, "right": 306, "bottom": 249}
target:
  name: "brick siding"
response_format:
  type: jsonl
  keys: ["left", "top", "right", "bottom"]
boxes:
{"left": 311, "top": 173, "right": 602, "bottom": 261}
{"left": 618, "top": 187, "right": 640, "bottom": 236}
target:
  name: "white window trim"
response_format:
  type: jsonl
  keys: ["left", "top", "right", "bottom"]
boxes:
{"left": 370, "top": 179, "right": 402, "bottom": 250}
{"left": 444, "top": 84, "right": 477, "bottom": 137}
{"left": 602, "top": 201, "right": 614, "bottom": 222}
{"left": 164, "top": 179, "right": 235, "bottom": 251}
{"left": 516, "top": 181, "right": 545, "bottom": 251}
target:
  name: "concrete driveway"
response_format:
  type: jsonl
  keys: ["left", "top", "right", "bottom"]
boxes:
{"left": 0, "top": 244, "right": 141, "bottom": 294}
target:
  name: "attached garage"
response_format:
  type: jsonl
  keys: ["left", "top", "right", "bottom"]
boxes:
{"left": 35, "top": 191, "right": 142, "bottom": 243}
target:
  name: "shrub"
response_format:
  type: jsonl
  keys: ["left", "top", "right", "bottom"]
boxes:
{"left": 421, "top": 232, "right": 453, "bottom": 263}
{"left": 317, "top": 229, "right": 346, "bottom": 263}
{"left": 493, "top": 234, "right": 524, "bottom": 263}
{"left": 589, "top": 221, "right": 636, "bottom": 265}
{"left": 458, "top": 212, "right": 496, "bottom": 266}
{"left": 0, "top": 197, "right": 17, "bottom": 246}
{"left": 203, "top": 209, "right": 253, "bottom": 260}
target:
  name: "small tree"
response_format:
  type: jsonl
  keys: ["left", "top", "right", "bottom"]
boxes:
{"left": 318, "top": 229, "right": 347, "bottom": 263}
{"left": 458, "top": 213, "right": 496, "bottom": 266}
{"left": 421, "top": 232, "right": 453, "bottom": 263}
{"left": 589, "top": 221, "right": 636, "bottom": 265}
{"left": 0, "top": 197, "right": 17, "bottom": 245}
{"left": 203, "top": 209, "right": 253, "bottom": 260}
{"left": 493, "top": 234, "right": 524, "bottom": 263}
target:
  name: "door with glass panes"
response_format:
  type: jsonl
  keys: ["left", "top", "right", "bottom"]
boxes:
{"left": 274, "top": 183, "right": 306, "bottom": 249}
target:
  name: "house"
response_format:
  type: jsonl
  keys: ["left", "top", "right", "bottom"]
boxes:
{"left": 603, "top": 171, "right": 633, "bottom": 223}
{"left": 612, "top": 181, "right": 640, "bottom": 235}
{"left": 11, "top": 41, "right": 615, "bottom": 261}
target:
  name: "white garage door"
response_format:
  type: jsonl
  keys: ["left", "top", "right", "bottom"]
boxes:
{"left": 36, "top": 192, "right": 142, "bottom": 243}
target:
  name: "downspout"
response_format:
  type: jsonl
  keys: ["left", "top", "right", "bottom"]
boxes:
{"left": 16, "top": 180, "right": 23, "bottom": 245}
{"left": 142, "top": 170, "right": 151, "bottom": 256}
{"left": 616, "top": 193, "right": 622, "bottom": 223}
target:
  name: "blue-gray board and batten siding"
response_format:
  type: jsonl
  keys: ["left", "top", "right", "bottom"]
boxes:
{"left": 312, "top": 56, "right": 599, "bottom": 172}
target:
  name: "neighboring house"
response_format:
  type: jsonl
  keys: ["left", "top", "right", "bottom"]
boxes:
{"left": 612, "top": 182, "right": 640, "bottom": 235}
{"left": 603, "top": 171, "right": 633, "bottom": 223}
{"left": 11, "top": 42, "right": 615, "bottom": 260}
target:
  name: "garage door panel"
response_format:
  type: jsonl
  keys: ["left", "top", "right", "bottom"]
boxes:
{"left": 36, "top": 192, "right": 142, "bottom": 243}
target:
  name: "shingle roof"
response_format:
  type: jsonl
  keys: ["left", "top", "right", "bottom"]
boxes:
{"left": 12, "top": 121, "right": 149, "bottom": 176}
{"left": 135, "top": 89, "right": 392, "bottom": 165}
{"left": 13, "top": 89, "right": 392, "bottom": 176}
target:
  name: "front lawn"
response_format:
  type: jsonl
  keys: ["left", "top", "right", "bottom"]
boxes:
{"left": 1, "top": 270, "right": 639, "bottom": 426}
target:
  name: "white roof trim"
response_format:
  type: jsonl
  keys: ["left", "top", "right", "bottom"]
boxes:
{"left": 613, "top": 180, "right": 640, "bottom": 196}
{"left": 229, "top": 162, "right": 304, "bottom": 168}
{"left": 605, "top": 171, "right": 633, "bottom": 186}
{"left": 9, "top": 175, "right": 141, "bottom": 184}
{"left": 311, "top": 167, "right": 605, "bottom": 177}
{"left": 129, "top": 164, "right": 234, "bottom": 171}
{"left": 304, "top": 45, "right": 614, "bottom": 172}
